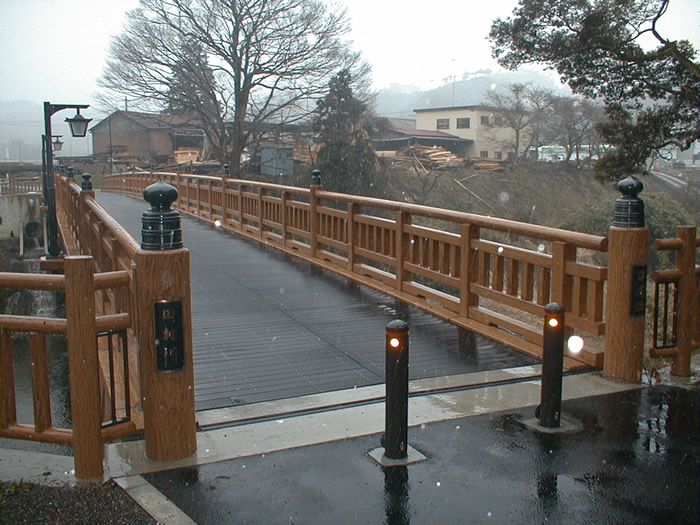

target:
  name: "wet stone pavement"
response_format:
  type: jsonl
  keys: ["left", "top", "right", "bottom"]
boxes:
{"left": 145, "top": 386, "right": 699, "bottom": 524}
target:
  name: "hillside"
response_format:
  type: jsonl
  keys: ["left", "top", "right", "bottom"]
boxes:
{"left": 378, "top": 161, "right": 699, "bottom": 242}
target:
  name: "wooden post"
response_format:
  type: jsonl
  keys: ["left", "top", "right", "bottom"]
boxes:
{"left": 347, "top": 202, "right": 358, "bottom": 272}
{"left": 604, "top": 177, "right": 648, "bottom": 383}
{"left": 459, "top": 224, "right": 480, "bottom": 317}
{"left": 64, "top": 256, "right": 104, "bottom": 479}
{"left": 310, "top": 170, "right": 322, "bottom": 259}
{"left": 134, "top": 249, "right": 196, "bottom": 460}
{"left": 551, "top": 241, "right": 575, "bottom": 340}
{"left": 136, "top": 180, "right": 196, "bottom": 461}
{"left": 395, "top": 211, "right": 411, "bottom": 292}
{"left": 281, "top": 191, "right": 289, "bottom": 248}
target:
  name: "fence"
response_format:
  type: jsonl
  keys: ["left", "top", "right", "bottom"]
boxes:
{"left": 1, "top": 172, "right": 197, "bottom": 479}
{"left": 103, "top": 171, "right": 612, "bottom": 369}
{"left": 0, "top": 176, "right": 42, "bottom": 196}
{"left": 0, "top": 256, "right": 133, "bottom": 479}
{"left": 649, "top": 226, "right": 700, "bottom": 376}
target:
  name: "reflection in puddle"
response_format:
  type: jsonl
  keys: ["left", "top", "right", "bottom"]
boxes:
{"left": 384, "top": 465, "right": 410, "bottom": 525}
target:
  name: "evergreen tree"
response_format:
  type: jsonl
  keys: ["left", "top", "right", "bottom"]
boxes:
{"left": 315, "top": 70, "right": 378, "bottom": 195}
{"left": 489, "top": 0, "right": 699, "bottom": 179}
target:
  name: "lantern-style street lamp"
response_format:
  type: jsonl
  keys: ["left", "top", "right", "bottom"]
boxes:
{"left": 51, "top": 135, "right": 63, "bottom": 152}
{"left": 42, "top": 102, "right": 92, "bottom": 257}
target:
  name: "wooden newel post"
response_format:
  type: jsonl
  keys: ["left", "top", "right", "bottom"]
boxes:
{"left": 309, "top": 169, "right": 322, "bottom": 259}
{"left": 136, "top": 180, "right": 196, "bottom": 461}
{"left": 64, "top": 256, "right": 103, "bottom": 479}
{"left": 604, "top": 176, "right": 649, "bottom": 383}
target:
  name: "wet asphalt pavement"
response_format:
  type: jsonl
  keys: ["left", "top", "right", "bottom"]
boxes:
{"left": 144, "top": 385, "right": 699, "bottom": 524}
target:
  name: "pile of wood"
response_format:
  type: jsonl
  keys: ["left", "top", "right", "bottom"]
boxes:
{"left": 468, "top": 157, "right": 506, "bottom": 172}
{"left": 398, "top": 144, "right": 462, "bottom": 170}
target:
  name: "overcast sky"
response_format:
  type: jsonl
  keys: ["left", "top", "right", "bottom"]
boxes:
{"left": 0, "top": 0, "right": 698, "bottom": 107}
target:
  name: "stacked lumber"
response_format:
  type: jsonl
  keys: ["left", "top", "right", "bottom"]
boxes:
{"left": 399, "top": 144, "right": 462, "bottom": 169}
{"left": 468, "top": 157, "right": 506, "bottom": 172}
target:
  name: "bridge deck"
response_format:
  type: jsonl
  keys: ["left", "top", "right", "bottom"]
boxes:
{"left": 97, "top": 192, "right": 537, "bottom": 410}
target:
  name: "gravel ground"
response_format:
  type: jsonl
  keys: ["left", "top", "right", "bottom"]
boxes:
{"left": 0, "top": 480, "right": 157, "bottom": 524}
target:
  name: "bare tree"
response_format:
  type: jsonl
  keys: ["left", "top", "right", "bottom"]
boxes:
{"left": 485, "top": 83, "right": 545, "bottom": 164}
{"left": 547, "top": 96, "right": 605, "bottom": 167}
{"left": 99, "top": 0, "right": 369, "bottom": 177}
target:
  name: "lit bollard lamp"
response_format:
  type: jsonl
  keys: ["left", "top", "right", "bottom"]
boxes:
{"left": 384, "top": 319, "right": 409, "bottom": 460}
{"left": 141, "top": 180, "right": 183, "bottom": 250}
{"left": 538, "top": 303, "right": 565, "bottom": 428}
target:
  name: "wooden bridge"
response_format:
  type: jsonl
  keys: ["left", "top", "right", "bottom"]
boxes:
{"left": 1, "top": 169, "right": 698, "bottom": 479}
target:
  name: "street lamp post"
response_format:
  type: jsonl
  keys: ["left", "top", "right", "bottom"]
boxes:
{"left": 43, "top": 102, "right": 92, "bottom": 257}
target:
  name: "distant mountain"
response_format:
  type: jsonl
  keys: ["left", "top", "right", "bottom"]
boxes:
{"left": 373, "top": 69, "right": 571, "bottom": 120}
{"left": 0, "top": 101, "right": 43, "bottom": 144}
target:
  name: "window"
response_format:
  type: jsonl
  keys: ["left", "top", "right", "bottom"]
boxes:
{"left": 480, "top": 151, "right": 489, "bottom": 158}
{"left": 436, "top": 118, "right": 450, "bottom": 129}
{"left": 507, "top": 152, "right": 517, "bottom": 160}
{"left": 480, "top": 115, "right": 490, "bottom": 125}
{"left": 456, "top": 117, "right": 470, "bottom": 129}
{"left": 494, "top": 151, "right": 502, "bottom": 160}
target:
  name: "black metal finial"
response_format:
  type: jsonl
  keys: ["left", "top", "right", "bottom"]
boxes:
{"left": 141, "top": 180, "right": 183, "bottom": 250}
{"left": 66, "top": 166, "right": 74, "bottom": 179}
{"left": 613, "top": 175, "right": 645, "bottom": 228}
{"left": 223, "top": 164, "right": 230, "bottom": 176}
{"left": 311, "top": 169, "right": 321, "bottom": 186}
{"left": 81, "top": 174, "right": 92, "bottom": 191}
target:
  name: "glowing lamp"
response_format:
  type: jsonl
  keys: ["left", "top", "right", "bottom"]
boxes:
{"left": 567, "top": 335, "right": 584, "bottom": 354}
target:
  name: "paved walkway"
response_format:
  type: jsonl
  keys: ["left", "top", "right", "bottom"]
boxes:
{"left": 2, "top": 368, "right": 697, "bottom": 524}
{"left": 96, "top": 191, "right": 537, "bottom": 410}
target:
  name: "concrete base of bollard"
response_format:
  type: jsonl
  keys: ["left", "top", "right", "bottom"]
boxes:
{"left": 522, "top": 416, "right": 583, "bottom": 434}
{"left": 368, "top": 445, "right": 427, "bottom": 467}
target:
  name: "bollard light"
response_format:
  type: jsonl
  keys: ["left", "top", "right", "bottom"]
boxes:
{"left": 384, "top": 319, "right": 409, "bottom": 460}
{"left": 538, "top": 302, "right": 565, "bottom": 428}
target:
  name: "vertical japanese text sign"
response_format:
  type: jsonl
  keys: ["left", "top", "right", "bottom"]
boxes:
{"left": 154, "top": 300, "right": 184, "bottom": 371}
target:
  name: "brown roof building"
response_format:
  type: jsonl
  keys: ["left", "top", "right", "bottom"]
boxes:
{"left": 90, "top": 111, "right": 206, "bottom": 166}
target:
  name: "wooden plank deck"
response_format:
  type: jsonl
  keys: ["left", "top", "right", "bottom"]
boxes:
{"left": 97, "top": 191, "right": 538, "bottom": 410}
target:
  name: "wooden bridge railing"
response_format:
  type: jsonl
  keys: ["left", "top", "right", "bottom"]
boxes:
{"left": 0, "top": 256, "right": 133, "bottom": 479}
{"left": 103, "top": 171, "right": 610, "bottom": 369}
{"left": 56, "top": 172, "right": 197, "bottom": 470}
{"left": 649, "top": 226, "right": 700, "bottom": 376}
{"left": 0, "top": 176, "right": 43, "bottom": 196}
{"left": 1, "top": 172, "right": 197, "bottom": 480}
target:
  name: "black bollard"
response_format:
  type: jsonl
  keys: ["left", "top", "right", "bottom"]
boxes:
{"left": 385, "top": 319, "right": 409, "bottom": 460}
{"left": 311, "top": 169, "right": 322, "bottom": 187}
{"left": 141, "top": 180, "right": 183, "bottom": 250}
{"left": 539, "top": 303, "right": 565, "bottom": 428}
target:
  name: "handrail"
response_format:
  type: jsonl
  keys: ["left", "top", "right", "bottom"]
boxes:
{"left": 0, "top": 256, "right": 134, "bottom": 479}
{"left": 102, "top": 170, "right": 610, "bottom": 368}
{"left": 317, "top": 189, "right": 608, "bottom": 251}
{"left": 0, "top": 176, "right": 42, "bottom": 196}
{"left": 648, "top": 226, "right": 700, "bottom": 375}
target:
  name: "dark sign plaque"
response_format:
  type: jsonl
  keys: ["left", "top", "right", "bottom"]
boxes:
{"left": 630, "top": 265, "right": 647, "bottom": 317}
{"left": 154, "top": 300, "right": 184, "bottom": 371}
